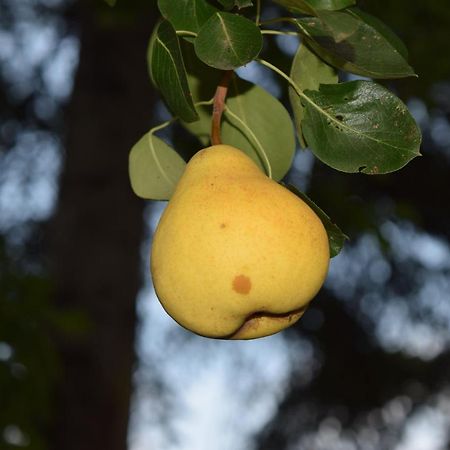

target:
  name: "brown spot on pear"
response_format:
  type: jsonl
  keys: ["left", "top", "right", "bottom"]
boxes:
{"left": 232, "top": 275, "right": 252, "bottom": 295}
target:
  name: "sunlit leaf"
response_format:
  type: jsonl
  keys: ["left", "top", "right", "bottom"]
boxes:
{"left": 300, "top": 80, "right": 422, "bottom": 174}
{"left": 195, "top": 12, "right": 262, "bottom": 70}
{"left": 284, "top": 184, "right": 348, "bottom": 257}
{"left": 149, "top": 20, "right": 199, "bottom": 122}
{"left": 222, "top": 77, "right": 296, "bottom": 181}
{"left": 129, "top": 133, "right": 186, "bottom": 200}
{"left": 289, "top": 42, "right": 338, "bottom": 147}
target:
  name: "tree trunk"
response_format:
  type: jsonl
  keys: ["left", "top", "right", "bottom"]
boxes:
{"left": 49, "top": 3, "right": 156, "bottom": 450}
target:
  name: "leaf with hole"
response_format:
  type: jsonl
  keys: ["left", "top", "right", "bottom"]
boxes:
{"left": 149, "top": 20, "right": 199, "bottom": 122}
{"left": 129, "top": 133, "right": 186, "bottom": 200}
{"left": 195, "top": 12, "right": 262, "bottom": 70}
{"left": 284, "top": 184, "right": 348, "bottom": 257}
{"left": 157, "top": 0, "right": 218, "bottom": 36}
{"left": 295, "top": 9, "right": 415, "bottom": 78}
{"left": 289, "top": 42, "right": 337, "bottom": 147}
{"left": 300, "top": 80, "right": 422, "bottom": 174}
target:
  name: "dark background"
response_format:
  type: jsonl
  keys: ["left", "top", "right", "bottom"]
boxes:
{"left": 0, "top": 1, "right": 450, "bottom": 449}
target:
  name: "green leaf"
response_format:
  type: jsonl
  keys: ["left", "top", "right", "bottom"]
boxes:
{"left": 272, "top": 0, "right": 354, "bottom": 15}
{"left": 157, "top": 0, "right": 218, "bottom": 34}
{"left": 300, "top": 80, "right": 422, "bottom": 174}
{"left": 272, "top": 0, "right": 316, "bottom": 15}
{"left": 181, "top": 41, "right": 223, "bottom": 145}
{"left": 195, "top": 12, "right": 263, "bottom": 70}
{"left": 218, "top": 0, "right": 253, "bottom": 9}
{"left": 149, "top": 20, "right": 199, "bottom": 122}
{"left": 289, "top": 42, "right": 337, "bottom": 147}
{"left": 284, "top": 184, "right": 348, "bottom": 257}
{"left": 104, "top": 0, "right": 117, "bottom": 6}
{"left": 347, "top": 8, "right": 408, "bottom": 59}
{"left": 129, "top": 133, "right": 186, "bottom": 200}
{"left": 309, "top": 0, "right": 355, "bottom": 10}
{"left": 295, "top": 9, "right": 415, "bottom": 78}
{"left": 147, "top": 23, "right": 159, "bottom": 86}
{"left": 180, "top": 75, "right": 296, "bottom": 179}
{"left": 222, "top": 77, "right": 296, "bottom": 181}
{"left": 218, "top": 0, "right": 234, "bottom": 8}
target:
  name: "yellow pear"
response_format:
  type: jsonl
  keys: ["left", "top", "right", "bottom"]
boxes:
{"left": 151, "top": 145, "right": 330, "bottom": 339}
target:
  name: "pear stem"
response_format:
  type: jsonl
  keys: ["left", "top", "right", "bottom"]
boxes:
{"left": 211, "top": 70, "right": 234, "bottom": 146}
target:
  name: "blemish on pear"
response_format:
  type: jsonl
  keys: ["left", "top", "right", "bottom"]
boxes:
{"left": 233, "top": 274, "right": 252, "bottom": 295}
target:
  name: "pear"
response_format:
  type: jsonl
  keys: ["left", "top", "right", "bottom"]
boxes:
{"left": 151, "top": 145, "right": 330, "bottom": 339}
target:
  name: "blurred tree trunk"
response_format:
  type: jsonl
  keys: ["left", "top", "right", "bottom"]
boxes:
{"left": 48, "top": 2, "right": 156, "bottom": 450}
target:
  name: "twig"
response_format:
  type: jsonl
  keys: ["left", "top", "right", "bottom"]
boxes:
{"left": 211, "top": 70, "right": 234, "bottom": 146}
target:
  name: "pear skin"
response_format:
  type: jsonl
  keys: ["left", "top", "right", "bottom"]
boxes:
{"left": 151, "top": 145, "right": 330, "bottom": 339}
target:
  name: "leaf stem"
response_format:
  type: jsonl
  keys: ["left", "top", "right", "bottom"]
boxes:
{"left": 224, "top": 106, "right": 273, "bottom": 179}
{"left": 146, "top": 98, "right": 215, "bottom": 186}
{"left": 147, "top": 120, "right": 179, "bottom": 188}
{"left": 293, "top": 20, "right": 313, "bottom": 39}
{"left": 175, "top": 30, "right": 198, "bottom": 38}
{"left": 149, "top": 118, "right": 178, "bottom": 136}
{"left": 258, "top": 17, "right": 297, "bottom": 27}
{"left": 261, "top": 30, "right": 301, "bottom": 36}
{"left": 211, "top": 70, "right": 234, "bottom": 146}
{"left": 149, "top": 99, "right": 214, "bottom": 136}
{"left": 195, "top": 99, "right": 215, "bottom": 107}
{"left": 256, "top": 58, "right": 316, "bottom": 110}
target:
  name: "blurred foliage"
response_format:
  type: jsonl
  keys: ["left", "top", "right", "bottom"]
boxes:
{"left": 0, "top": 237, "right": 57, "bottom": 450}
{"left": 0, "top": 236, "right": 91, "bottom": 449}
